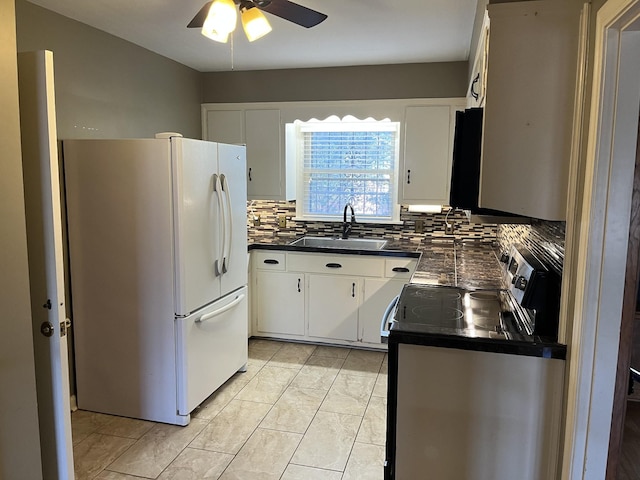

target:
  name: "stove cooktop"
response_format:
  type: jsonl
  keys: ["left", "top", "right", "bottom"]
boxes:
{"left": 390, "top": 284, "right": 533, "bottom": 342}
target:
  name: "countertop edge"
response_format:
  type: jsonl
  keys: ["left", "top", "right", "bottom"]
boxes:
{"left": 248, "top": 243, "right": 421, "bottom": 258}
{"left": 389, "top": 331, "right": 567, "bottom": 360}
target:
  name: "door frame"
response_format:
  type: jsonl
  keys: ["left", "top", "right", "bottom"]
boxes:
{"left": 562, "top": 0, "right": 640, "bottom": 478}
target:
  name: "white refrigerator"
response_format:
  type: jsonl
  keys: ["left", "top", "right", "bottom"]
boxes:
{"left": 63, "top": 134, "right": 248, "bottom": 426}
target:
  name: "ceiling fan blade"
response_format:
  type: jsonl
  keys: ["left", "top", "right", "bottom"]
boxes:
{"left": 187, "top": 1, "right": 213, "bottom": 28}
{"left": 256, "top": 0, "right": 327, "bottom": 28}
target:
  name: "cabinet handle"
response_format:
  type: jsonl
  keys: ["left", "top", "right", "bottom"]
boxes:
{"left": 248, "top": 167, "right": 252, "bottom": 182}
{"left": 470, "top": 72, "right": 480, "bottom": 100}
{"left": 325, "top": 263, "right": 342, "bottom": 269}
{"left": 407, "top": 169, "right": 411, "bottom": 185}
{"left": 392, "top": 267, "right": 410, "bottom": 273}
{"left": 297, "top": 278, "right": 301, "bottom": 293}
{"left": 352, "top": 283, "right": 356, "bottom": 298}
{"left": 263, "top": 259, "right": 279, "bottom": 265}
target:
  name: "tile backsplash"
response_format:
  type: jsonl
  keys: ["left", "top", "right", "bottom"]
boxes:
{"left": 497, "top": 221, "right": 565, "bottom": 276}
{"left": 247, "top": 200, "right": 497, "bottom": 246}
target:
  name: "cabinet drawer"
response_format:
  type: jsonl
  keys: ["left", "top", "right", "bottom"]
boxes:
{"left": 253, "top": 251, "right": 286, "bottom": 271}
{"left": 385, "top": 258, "right": 417, "bottom": 279}
{"left": 288, "top": 253, "right": 384, "bottom": 277}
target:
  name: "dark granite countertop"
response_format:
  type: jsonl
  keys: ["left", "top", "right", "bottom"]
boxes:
{"left": 249, "top": 236, "right": 504, "bottom": 289}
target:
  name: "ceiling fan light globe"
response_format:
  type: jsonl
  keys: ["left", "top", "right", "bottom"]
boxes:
{"left": 241, "top": 7, "right": 272, "bottom": 42}
{"left": 201, "top": 0, "right": 237, "bottom": 43}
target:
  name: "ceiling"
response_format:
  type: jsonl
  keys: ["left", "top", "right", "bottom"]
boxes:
{"left": 26, "top": 0, "right": 479, "bottom": 73}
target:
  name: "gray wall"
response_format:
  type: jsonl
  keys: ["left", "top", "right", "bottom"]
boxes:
{"left": 0, "top": 0, "right": 44, "bottom": 478}
{"left": 202, "top": 61, "right": 468, "bottom": 103}
{"left": 15, "top": 0, "right": 203, "bottom": 139}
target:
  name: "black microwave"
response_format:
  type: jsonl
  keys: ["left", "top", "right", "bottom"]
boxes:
{"left": 449, "top": 107, "right": 518, "bottom": 217}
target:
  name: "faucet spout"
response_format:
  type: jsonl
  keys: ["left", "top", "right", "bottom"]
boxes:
{"left": 342, "top": 203, "right": 356, "bottom": 239}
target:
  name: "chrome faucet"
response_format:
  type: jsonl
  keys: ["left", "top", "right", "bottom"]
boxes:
{"left": 342, "top": 203, "right": 356, "bottom": 239}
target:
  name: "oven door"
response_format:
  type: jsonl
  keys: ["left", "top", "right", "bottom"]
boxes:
{"left": 380, "top": 295, "right": 400, "bottom": 343}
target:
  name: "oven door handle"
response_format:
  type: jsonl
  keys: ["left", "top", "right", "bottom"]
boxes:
{"left": 381, "top": 294, "right": 400, "bottom": 341}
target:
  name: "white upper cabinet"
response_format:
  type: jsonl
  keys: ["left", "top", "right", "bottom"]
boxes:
{"left": 203, "top": 107, "right": 290, "bottom": 200}
{"left": 479, "top": 1, "right": 588, "bottom": 221}
{"left": 400, "top": 103, "right": 464, "bottom": 206}
{"left": 245, "top": 109, "right": 283, "bottom": 200}
{"left": 203, "top": 99, "right": 464, "bottom": 204}
{"left": 467, "top": 11, "right": 490, "bottom": 108}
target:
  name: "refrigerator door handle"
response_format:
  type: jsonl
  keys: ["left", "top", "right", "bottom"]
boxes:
{"left": 195, "top": 293, "right": 246, "bottom": 323}
{"left": 213, "top": 174, "right": 225, "bottom": 277}
{"left": 220, "top": 174, "right": 233, "bottom": 274}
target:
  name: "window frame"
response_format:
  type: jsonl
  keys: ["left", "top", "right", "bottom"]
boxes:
{"left": 291, "top": 117, "right": 401, "bottom": 224}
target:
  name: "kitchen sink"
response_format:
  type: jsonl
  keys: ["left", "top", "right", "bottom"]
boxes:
{"left": 289, "top": 236, "right": 388, "bottom": 250}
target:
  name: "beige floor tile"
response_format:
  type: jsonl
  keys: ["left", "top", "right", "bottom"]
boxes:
{"left": 379, "top": 361, "right": 388, "bottom": 375}
{"left": 235, "top": 365, "right": 298, "bottom": 404}
{"left": 260, "top": 386, "right": 327, "bottom": 433}
{"left": 290, "top": 356, "right": 344, "bottom": 390}
{"left": 95, "top": 471, "right": 146, "bottom": 479}
{"left": 290, "top": 411, "right": 361, "bottom": 471}
{"left": 382, "top": 353, "right": 388, "bottom": 365}
{"left": 248, "top": 338, "right": 283, "bottom": 361}
{"left": 71, "top": 410, "right": 115, "bottom": 446}
{"left": 320, "top": 373, "right": 375, "bottom": 416}
{"left": 157, "top": 447, "right": 233, "bottom": 479}
{"left": 219, "top": 428, "right": 302, "bottom": 480}
{"left": 73, "top": 433, "right": 135, "bottom": 480}
{"left": 281, "top": 464, "right": 343, "bottom": 480}
{"left": 342, "top": 442, "right": 385, "bottom": 480}
{"left": 106, "top": 418, "right": 207, "bottom": 478}
{"left": 267, "top": 342, "right": 317, "bottom": 369}
{"left": 97, "top": 416, "right": 155, "bottom": 439}
{"left": 341, "top": 349, "right": 385, "bottom": 377}
{"left": 192, "top": 364, "right": 262, "bottom": 421}
{"left": 372, "top": 373, "right": 388, "bottom": 398}
{"left": 189, "top": 399, "right": 272, "bottom": 454}
{"left": 356, "top": 395, "right": 387, "bottom": 446}
{"left": 312, "top": 345, "right": 351, "bottom": 359}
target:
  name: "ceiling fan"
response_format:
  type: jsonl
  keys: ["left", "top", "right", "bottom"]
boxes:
{"left": 187, "top": 0, "right": 328, "bottom": 43}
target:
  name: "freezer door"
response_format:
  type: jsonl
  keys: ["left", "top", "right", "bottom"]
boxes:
{"left": 218, "top": 143, "right": 248, "bottom": 296}
{"left": 172, "top": 138, "right": 223, "bottom": 316}
{"left": 176, "top": 287, "right": 248, "bottom": 415}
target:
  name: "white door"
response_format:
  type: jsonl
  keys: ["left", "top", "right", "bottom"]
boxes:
{"left": 256, "top": 271, "right": 305, "bottom": 336}
{"left": 18, "top": 50, "right": 74, "bottom": 479}
{"left": 172, "top": 138, "right": 222, "bottom": 315}
{"left": 218, "top": 142, "right": 248, "bottom": 296}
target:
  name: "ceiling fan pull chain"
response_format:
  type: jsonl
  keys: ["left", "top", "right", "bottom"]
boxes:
{"left": 230, "top": 31, "right": 235, "bottom": 70}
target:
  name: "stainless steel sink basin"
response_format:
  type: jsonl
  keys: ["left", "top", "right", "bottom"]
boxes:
{"left": 289, "top": 236, "right": 387, "bottom": 250}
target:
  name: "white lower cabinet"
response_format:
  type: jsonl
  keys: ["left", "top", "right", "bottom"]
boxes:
{"left": 251, "top": 250, "right": 417, "bottom": 349}
{"left": 255, "top": 271, "right": 304, "bottom": 336}
{"left": 308, "top": 275, "right": 360, "bottom": 342}
{"left": 361, "top": 278, "right": 406, "bottom": 344}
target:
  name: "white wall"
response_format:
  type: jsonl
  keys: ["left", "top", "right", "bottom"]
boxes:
{"left": 0, "top": 0, "right": 44, "bottom": 478}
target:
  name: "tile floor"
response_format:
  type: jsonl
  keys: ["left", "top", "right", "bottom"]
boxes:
{"left": 72, "top": 339, "right": 388, "bottom": 479}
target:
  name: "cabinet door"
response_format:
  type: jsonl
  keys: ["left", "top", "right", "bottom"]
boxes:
{"left": 205, "top": 110, "right": 244, "bottom": 144}
{"left": 245, "top": 109, "right": 282, "bottom": 200}
{"left": 361, "top": 278, "right": 406, "bottom": 345}
{"left": 308, "top": 275, "right": 360, "bottom": 341}
{"left": 256, "top": 271, "right": 304, "bottom": 336}
{"left": 480, "top": 2, "right": 583, "bottom": 220}
{"left": 401, "top": 105, "right": 453, "bottom": 205}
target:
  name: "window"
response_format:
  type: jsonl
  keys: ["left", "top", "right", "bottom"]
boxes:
{"left": 291, "top": 116, "right": 401, "bottom": 223}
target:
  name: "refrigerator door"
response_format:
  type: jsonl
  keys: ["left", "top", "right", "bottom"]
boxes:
{"left": 218, "top": 143, "right": 248, "bottom": 297}
{"left": 172, "top": 138, "right": 223, "bottom": 316}
{"left": 175, "top": 286, "right": 248, "bottom": 415}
